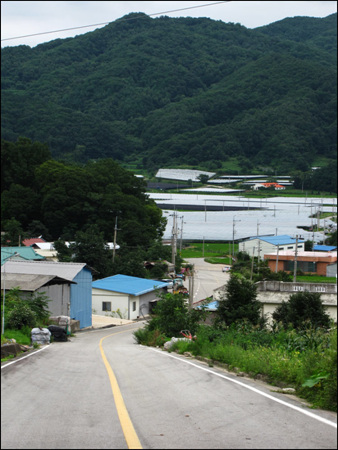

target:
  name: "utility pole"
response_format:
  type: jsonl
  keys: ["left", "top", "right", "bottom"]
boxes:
{"left": 275, "top": 245, "right": 279, "bottom": 273}
{"left": 232, "top": 216, "right": 241, "bottom": 258}
{"left": 113, "top": 216, "right": 119, "bottom": 263}
{"left": 2, "top": 252, "right": 19, "bottom": 334}
{"left": 317, "top": 208, "right": 320, "bottom": 232}
{"left": 171, "top": 212, "right": 177, "bottom": 267}
{"left": 293, "top": 235, "right": 299, "bottom": 283}
{"left": 180, "top": 216, "right": 184, "bottom": 252}
{"left": 250, "top": 247, "right": 255, "bottom": 281}
{"left": 257, "top": 240, "right": 261, "bottom": 272}
{"left": 188, "top": 269, "right": 194, "bottom": 310}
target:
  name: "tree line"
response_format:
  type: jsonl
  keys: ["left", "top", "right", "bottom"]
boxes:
{"left": 1, "top": 137, "right": 173, "bottom": 279}
{"left": 1, "top": 13, "right": 336, "bottom": 174}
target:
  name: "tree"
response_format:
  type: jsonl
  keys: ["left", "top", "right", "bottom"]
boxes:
{"left": 54, "top": 225, "right": 113, "bottom": 279}
{"left": 1, "top": 218, "right": 25, "bottom": 246}
{"left": 148, "top": 291, "right": 202, "bottom": 337}
{"left": 272, "top": 291, "right": 331, "bottom": 329}
{"left": 215, "top": 273, "right": 263, "bottom": 327}
{"left": 197, "top": 174, "right": 209, "bottom": 184}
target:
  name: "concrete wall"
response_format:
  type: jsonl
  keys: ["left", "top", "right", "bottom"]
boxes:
{"left": 92, "top": 289, "right": 129, "bottom": 319}
{"left": 213, "top": 281, "right": 337, "bottom": 324}
{"left": 92, "top": 288, "right": 167, "bottom": 320}
{"left": 256, "top": 281, "right": 337, "bottom": 324}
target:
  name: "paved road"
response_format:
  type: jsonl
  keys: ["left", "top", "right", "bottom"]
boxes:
{"left": 2, "top": 324, "right": 337, "bottom": 449}
{"left": 183, "top": 258, "right": 230, "bottom": 303}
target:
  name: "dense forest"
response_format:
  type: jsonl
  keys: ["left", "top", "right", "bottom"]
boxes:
{"left": 1, "top": 12, "right": 337, "bottom": 174}
{"left": 1, "top": 138, "right": 172, "bottom": 278}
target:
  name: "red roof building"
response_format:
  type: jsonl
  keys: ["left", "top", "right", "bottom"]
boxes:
{"left": 22, "top": 237, "right": 46, "bottom": 247}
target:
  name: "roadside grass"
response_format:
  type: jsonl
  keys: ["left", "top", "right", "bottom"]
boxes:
{"left": 1, "top": 328, "right": 33, "bottom": 363}
{"left": 1, "top": 328, "right": 31, "bottom": 346}
{"left": 169, "top": 324, "right": 337, "bottom": 412}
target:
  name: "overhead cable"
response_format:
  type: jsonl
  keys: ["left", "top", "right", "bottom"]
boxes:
{"left": 1, "top": 1, "right": 231, "bottom": 42}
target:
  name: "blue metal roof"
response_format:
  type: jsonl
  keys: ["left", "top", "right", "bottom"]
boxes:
{"left": 313, "top": 245, "right": 337, "bottom": 252}
{"left": 247, "top": 235, "right": 305, "bottom": 245}
{"left": 92, "top": 274, "right": 170, "bottom": 296}
{"left": 196, "top": 300, "right": 219, "bottom": 311}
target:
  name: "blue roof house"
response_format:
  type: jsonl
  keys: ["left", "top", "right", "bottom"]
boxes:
{"left": 92, "top": 274, "right": 170, "bottom": 320}
{"left": 313, "top": 245, "right": 337, "bottom": 252}
{"left": 239, "top": 235, "right": 305, "bottom": 260}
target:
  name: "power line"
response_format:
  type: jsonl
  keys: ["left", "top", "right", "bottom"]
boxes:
{"left": 1, "top": 1, "right": 231, "bottom": 43}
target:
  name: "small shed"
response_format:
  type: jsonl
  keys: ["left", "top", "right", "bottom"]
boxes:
{"left": 1, "top": 260, "right": 93, "bottom": 329}
{"left": 92, "top": 274, "right": 170, "bottom": 320}
{"left": 1, "top": 273, "right": 75, "bottom": 317}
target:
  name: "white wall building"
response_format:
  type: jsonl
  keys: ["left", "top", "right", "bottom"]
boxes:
{"left": 239, "top": 235, "right": 305, "bottom": 260}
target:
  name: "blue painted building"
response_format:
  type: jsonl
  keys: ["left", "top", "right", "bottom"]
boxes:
{"left": 1, "top": 260, "right": 93, "bottom": 329}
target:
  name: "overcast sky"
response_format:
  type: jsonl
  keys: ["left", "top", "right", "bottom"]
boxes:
{"left": 1, "top": 1, "right": 337, "bottom": 48}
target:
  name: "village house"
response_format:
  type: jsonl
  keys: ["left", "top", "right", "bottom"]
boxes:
{"left": 239, "top": 235, "right": 305, "bottom": 260}
{"left": 92, "top": 274, "right": 170, "bottom": 320}
{"left": 264, "top": 250, "right": 337, "bottom": 277}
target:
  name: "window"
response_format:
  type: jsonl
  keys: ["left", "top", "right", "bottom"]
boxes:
{"left": 285, "top": 261, "right": 317, "bottom": 273}
{"left": 102, "top": 302, "right": 111, "bottom": 312}
{"left": 132, "top": 301, "right": 136, "bottom": 312}
{"left": 287, "top": 246, "right": 294, "bottom": 249}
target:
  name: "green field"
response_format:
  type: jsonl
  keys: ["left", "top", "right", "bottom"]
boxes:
{"left": 181, "top": 243, "right": 235, "bottom": 259}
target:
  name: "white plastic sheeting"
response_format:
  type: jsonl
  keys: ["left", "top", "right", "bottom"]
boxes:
{"left": 147, "top": 193, "right": 337, "bottom": 243}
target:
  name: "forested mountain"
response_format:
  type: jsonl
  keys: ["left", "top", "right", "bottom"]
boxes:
{"left": 1, "top": 12, "right": 337, "bottom": 173}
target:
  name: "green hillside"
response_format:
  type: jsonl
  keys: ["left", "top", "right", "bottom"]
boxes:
{"left": 1, "top": 13, "right": 337, "bottom": 173}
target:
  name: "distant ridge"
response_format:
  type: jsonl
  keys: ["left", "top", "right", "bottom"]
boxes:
{"left": 1, "top": 12, "right": 337, "bottom": 173}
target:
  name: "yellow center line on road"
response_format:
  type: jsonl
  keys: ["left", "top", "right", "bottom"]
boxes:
{"left": 100, "top": 330, "right": 143, "bottom": 449}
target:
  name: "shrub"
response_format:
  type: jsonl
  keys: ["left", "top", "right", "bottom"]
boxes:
{"left": 133, "top": 327, "right": 169, "bottom": 347}
{"left": 148, "top": 292, "right": 202, "bottom": 337}
{"left": 215, "top": 274, "right": 263, "bottom": 327}
{"left": 272, "top": 291, "right": 331, "bottom": 330}
{"left": 6, "top": 304, "right": 36, "bottom": 330}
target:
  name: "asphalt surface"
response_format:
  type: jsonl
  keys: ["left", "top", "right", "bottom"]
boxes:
{"left": 1, "top": 324, "right": 337, "bottom": 449}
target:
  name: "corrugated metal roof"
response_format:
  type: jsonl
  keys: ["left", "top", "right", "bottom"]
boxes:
{"left": 195, "top": 300, "right": 219, "bottom": 311}
{"left": 92, "top": 274, "right": 170, "bottom": 296}
{"left": 22, "top": 238, "right": 46, "bottom": 247}
{"left": 246, "top": 235, "right": 305, "bottom": 245}
{"left": 1, "top": 273, "right": 75, "bottom": 291}
{"left": 1, "top": 260, "right": 89, "bottom": 281}
{"left": 313, "top": 245, "right": 337, "bottom": 252}
{"left": 1, "top": 247, "right": 45, "bottom": 265}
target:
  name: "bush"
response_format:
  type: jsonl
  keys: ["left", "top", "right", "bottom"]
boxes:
{"left": 1, "top": 288, "right": 51, "bottom": 331}
{"left": 147, "top": 292, "right": 203, "bottom": 337}
{"left": 6, "top": 304, "right": 36, "bottom": 330}
{"left": 272, "top": 291, "right": 331, "bottom": 330}
{"left": 133, "top": 327, "right": 169, "bottom": 347}
{"left": 215, "top": 274, "right": 263, "bottom": 327}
